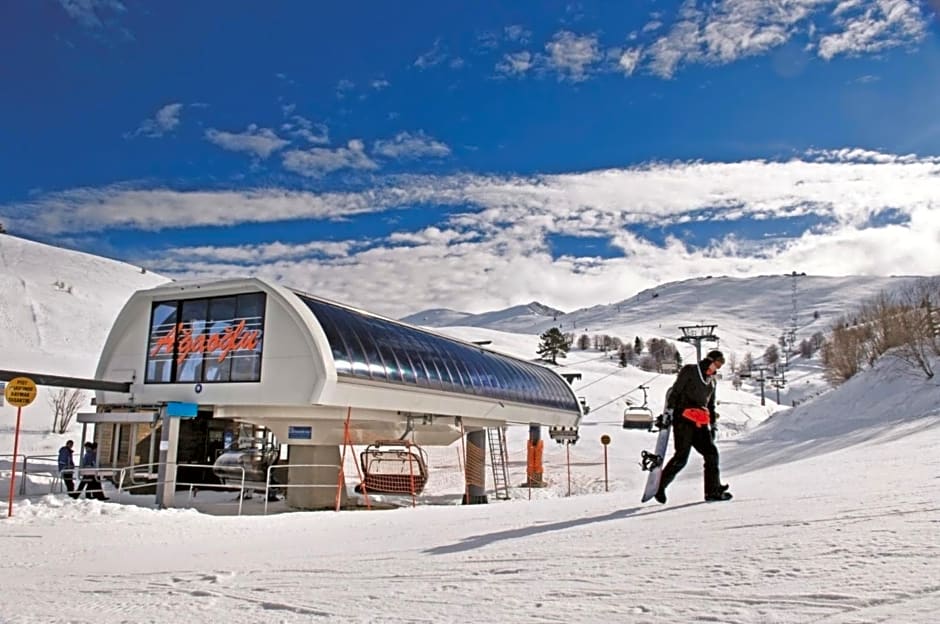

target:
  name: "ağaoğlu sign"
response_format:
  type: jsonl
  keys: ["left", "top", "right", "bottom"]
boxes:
{"left": 151, "top": 319, "right": 260, "bottom": 366}
{"left": 145, "top": 292, "right": 266, "bottom": 384}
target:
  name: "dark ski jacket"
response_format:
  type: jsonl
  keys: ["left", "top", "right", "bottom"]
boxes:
{"left": 57, "top": 446, "right": 74, "bottom": 472}
{"left": 667, "top": 360, "right": 718, "bottom": 427}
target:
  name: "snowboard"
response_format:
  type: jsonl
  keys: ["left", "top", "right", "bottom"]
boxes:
{"left": 640, "top": 411, "right": 672, "bottom": 503}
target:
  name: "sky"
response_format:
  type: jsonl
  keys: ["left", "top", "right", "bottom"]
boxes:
{"left": 2, "top": 236, "right": 939, "bottom": 623}
{"left": 2, "top": 1, "right": 940, "bottom": 318}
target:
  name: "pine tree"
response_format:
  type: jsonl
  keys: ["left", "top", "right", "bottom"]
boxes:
{"left": 537, "top": 327, "right": 569, "bottom": 365}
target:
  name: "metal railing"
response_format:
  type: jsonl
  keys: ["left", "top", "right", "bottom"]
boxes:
{"left": 117, "top": 461, "right": 248, "bottom": 516}
{"left": 178, "top": 463, "right": 247, "bottom": 517}
{"left": 0, "top": 453, "right": 63, "bottom": 496}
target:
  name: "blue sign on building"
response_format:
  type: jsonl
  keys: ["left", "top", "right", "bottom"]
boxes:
{"left": 166, "top": 401, "right": 198, "bottom": 418}
{"left": 288, "top": 426, "right": 312, "bottom": 440}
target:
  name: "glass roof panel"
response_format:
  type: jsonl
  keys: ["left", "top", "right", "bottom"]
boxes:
{"left": 297, "top": 294, "right": 579, "bottom": 412}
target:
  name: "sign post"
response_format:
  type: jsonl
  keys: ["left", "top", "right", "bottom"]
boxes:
{"left": 5, "top": 377, "right": 37, "bottom": 518}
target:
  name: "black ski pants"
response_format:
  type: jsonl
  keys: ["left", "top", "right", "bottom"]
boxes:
{"left": 658, "top": 417, "right": 722, "bottom": 496}
{"left": 60, "top": 470, "right": 79, "bottom": 499}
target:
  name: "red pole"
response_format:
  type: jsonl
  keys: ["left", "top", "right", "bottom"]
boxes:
{"left": 7, "top": 406, "right": 23, "bottom": 518}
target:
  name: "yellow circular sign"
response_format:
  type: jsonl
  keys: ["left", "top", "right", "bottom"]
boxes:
{"left": 4, "top": 377, "right": 37, "bottom": 407}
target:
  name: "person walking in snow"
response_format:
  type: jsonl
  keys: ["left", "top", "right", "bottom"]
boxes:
{"left": 655, "top": 349, "right": 732, "bottom": 503}
{"left": 76, "top": 442, "right": 109, "bottom": 501}
{"left": 57, "top": 440, "right": 79, "bottom": 499}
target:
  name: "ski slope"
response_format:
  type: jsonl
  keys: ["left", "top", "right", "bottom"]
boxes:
{"left": 4, "top": 357, "right": 939, "bottom": 623}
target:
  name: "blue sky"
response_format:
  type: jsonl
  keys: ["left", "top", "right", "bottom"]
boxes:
{"left": 2, "top": 1, "right": 940, "bottom": 317}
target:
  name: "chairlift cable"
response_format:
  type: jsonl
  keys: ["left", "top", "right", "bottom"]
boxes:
{"left": 590, "top": 372, "right": 663, "bottom": 412}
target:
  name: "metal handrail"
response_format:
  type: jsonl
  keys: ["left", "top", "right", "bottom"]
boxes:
{"left": 116, "top": 462, "right": 248, "bottom": 515}
{"left": 0, "top": 454, "right": 63, "bottom": 496}
{"left": 116, "top": 462, "right": 161, "bottom": 495}
{"left": 176, "top": 463, "right": 247, "bottom": 516}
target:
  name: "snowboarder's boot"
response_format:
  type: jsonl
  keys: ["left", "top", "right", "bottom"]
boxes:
{"left": 705, "top": 491, "right": 733, "bottom": 502}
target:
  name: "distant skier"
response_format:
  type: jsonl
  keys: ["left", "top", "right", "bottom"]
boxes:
{"left": 655, "top": 349, "right": 732, "bottom": 503}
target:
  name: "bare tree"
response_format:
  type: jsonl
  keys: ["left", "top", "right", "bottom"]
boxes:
{"left": 577, "top": 334, "right": 590, "bottom": 350}
{"left": 726, "top": 351, "right": 738, "bottom": 373}
{"left": 763, "top": 344, "right": 780, "bottom": 366}
{"left": 49, "top": 388, "right": 85, "bottom": 434}
{"left": 890, "top": 278, "right": 940, "bottom": 379}
{"left": 821, "top": 319, "right": 871, "bottom": 384}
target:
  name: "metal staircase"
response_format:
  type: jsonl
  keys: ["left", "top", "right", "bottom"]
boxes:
{"left": 486, "top": 427, "right": 511, "bottom": 500}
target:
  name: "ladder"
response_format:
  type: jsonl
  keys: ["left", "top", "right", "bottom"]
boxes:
{"left": 486, "top": 427, "right": 511, "bottom": 500}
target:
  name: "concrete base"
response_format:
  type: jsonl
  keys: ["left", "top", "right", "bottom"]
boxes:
{"left": 286, "top": 445, "right": 347, "bottom": 510}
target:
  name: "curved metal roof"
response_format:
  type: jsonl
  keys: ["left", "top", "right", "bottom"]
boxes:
{"left": 295, "top": 293, "right": 579, "bottom": 412}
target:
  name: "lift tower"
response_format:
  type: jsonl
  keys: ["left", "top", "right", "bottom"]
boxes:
{"left": 677, "top": 323, "right": 720, "bottom": 363}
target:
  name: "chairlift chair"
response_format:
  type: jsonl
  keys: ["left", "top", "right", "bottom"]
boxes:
{"left": 622, "top": 385, "right": 655, "bottom": 430}
{"left": 355, "top": 440, "right": 429, "bottom": 495}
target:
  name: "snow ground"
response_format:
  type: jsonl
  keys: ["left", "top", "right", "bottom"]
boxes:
{"left": 3, "top": 354, "right": 939, "bottom": 623}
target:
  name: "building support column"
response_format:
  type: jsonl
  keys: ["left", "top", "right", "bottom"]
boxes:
{"left": 155, "top": 406, "right": 180, "bottom": 509}
{"left": 463, "top": 429, "right": 488, "bottom": 504}
{"left": 526, "top": 424, "right": 546, "bottom": 487}
{"left": 286, "top": 445, "right": 346, "bottom": 510}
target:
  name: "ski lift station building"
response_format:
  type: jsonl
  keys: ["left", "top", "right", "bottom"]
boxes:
{"left": 88, "top": 277, "right": 583, "bottom": 509}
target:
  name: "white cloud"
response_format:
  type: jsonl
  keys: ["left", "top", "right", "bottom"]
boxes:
{"left": 504, "top": 25, "right": 532, "bottom": 43}
{"left": 164, "top": 240, "right": 353, "bottom": 264}
{"left": 617, "top": 48, "right": 643, "bottom": 76}
{"left": 8, "top": 151, "right": 940, "bottom": 317}
{"left": 58, "top": 0, "right": 125, "bottom": 29}
{"left": 371, "top": 79, "right": 390, "bottom": 90}
{"left": 646, "top": 0, "right": 811, "bottom": 78}
{"left": 817, "top": 0, "right": 926, "bottom": 60}
{"left": 336, "top": 79, "right": 355, "bottom": 98}
{"left": 496, "top": 51, "right": 534, "bottom": 76}
{"left": 204, "top": 125, "right": 290, "bottom": 159}
{"left": 414, "top": 39, "right": 448, "bottom": 69}
{"left": 124, "top": 103, "right": 183, "bottom": 139}
{"left": 373, "top": 132, "right": 451, "bottom": 160}
{"left": 281, "top": 115, "right": 329, "bottom": 145}
{"left": 545, "top": 31, "right": 601, "bottom": 81}
{"left": 281, "top": 140, "right": 378, "bottom": 177}
{"left": 531, "top": 0, "right": 932, "bottom": 80}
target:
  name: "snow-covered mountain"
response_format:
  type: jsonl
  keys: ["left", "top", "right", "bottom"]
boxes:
{"left": 0, "top": 234, "right": 169, "bottom": 378}
{"left": 400, "top": 300, "right": 565, "bottom": 332}
{"left": 407, "top": 274, "right": 922, "bottom": 337}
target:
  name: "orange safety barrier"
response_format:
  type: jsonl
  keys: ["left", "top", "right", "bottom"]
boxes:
{"left": 337, "top": 407, "right": 370, "bottom": 511}
{"left": 464, "top": 439, "right": 486, "bottom": 489}
{"left": 526, "top": 439, "right": 544, "bottom": 487}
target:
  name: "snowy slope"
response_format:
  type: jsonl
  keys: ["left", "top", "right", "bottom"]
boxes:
{"left": 403, "top": 301, "right": 564, "bottom": 332}
{"left": 0, "top": 235, "right": 168, "bottom": 446}
{"left": 398, "top": 307, "right": 472, "bottom": 326}
{"left": 0, "top": 234, "right": 169, "bottom": 376}
{"left": 2, "top": 357, "right": 938, "bottom": 623}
